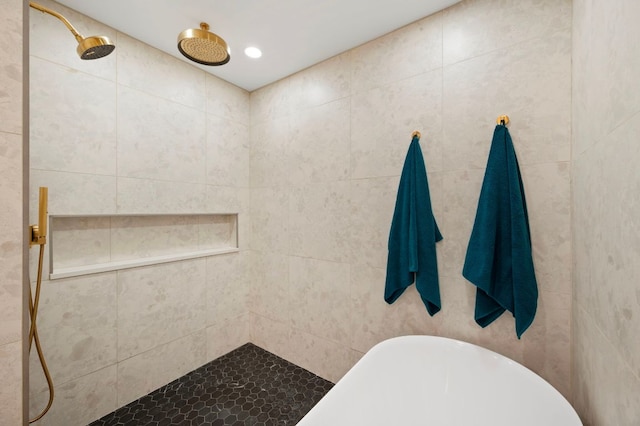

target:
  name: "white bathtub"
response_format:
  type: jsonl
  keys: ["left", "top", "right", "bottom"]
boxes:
{"left": 298, "top": 335, "right": 582, "bottom": 425}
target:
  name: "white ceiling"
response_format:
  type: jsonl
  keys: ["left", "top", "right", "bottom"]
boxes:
{"left": 54, "top": 0, "right": 461, "bottom": 92}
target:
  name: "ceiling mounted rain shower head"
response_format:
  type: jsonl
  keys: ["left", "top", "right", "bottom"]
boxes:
{"left": 177, "top": 22, "right": 230, "bottom": 66}
{"left": 29, "top": 2, "right": 115, "bottom": 60}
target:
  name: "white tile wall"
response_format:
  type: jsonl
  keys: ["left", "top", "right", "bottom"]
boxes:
{"left": 28, "top": 1, "right": 250, "bottom": 424}
{"left": 30, "top": 58, "right": 117, "bottom": 176}
{"left": 573, "top": 0, "right": 640, "bottom": 422}
{"left": 117, "top": 260, "right": 206, "bottom": 360}
{"left": 116, "top": 331, "right": 207, "bottom": 406}
{"left": 0, "top": 341, "right": 23, "bottom": 425}
{"left": 29, "top": 273, "right": 117, "bottom": 395}
{"left": 249, "top": 0, "right": 573, "bottom": 402}
{"left": 0, "top": 0, "right": 24, "bottom": 423}
{"left": 30, "top": 366, "right": 117, "bottom": 426}
{"left": 351, "top": 70, "right": 443, "bottom": 179}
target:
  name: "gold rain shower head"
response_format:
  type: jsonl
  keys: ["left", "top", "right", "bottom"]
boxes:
{"left": 177, "top": 22, "right": 230, "bottom": 66}
{"left": 29, "top": 2, "right": 115, "bottom": 60}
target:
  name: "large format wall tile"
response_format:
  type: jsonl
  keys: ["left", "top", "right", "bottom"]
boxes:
{"left": 116, "top": 178, "right": 206, "bottom": 214}
{"left": 30, "top": 366, "right": 117, "bottom": 426}
{"left": 206, "top": 114, "right": 250, "bottom": 187}
{"left": 206, "top": 252, "right": 248, "bottom": 326}
{"left": 289, "top": 53, "right": 351, "bottom": 111}
{"left": 30, "top": 169, "right": 117, "bottom": 216}
{"left": 570, "top": 0, "right": 592, "bottom": 157}
{"left": 29, "top": 273, "right": 117, "bottom": 394}
{"left": 249, "top": 314, "right": 291, "bottom": 361}
{"left": 351, "top": 69, "right": 443, "bottom": 179}
{"left": 206, "top": 314, "right": 250, "bottom": 361}
{"left": 117, "top": 260, "right": 207, "bottom": 360}
{"left": 575, "top": 113, "right": 640, "bottom": 377}
{"left": 443, "top": 29, "right": 571, "bottom": 171}
{"left": 573, "top": 0, "right": 640, "bottom": 155}
{"left": 289, "top": 181, "right": 351, "bottom": 263}
{"left": 249, "top": 252, "right": 290, "bottom": 323}
{"left": 1, "top": 5, "right": 24, "bottom": 421}
{"left": 250, "top": 78, "right": 292, "bottom": 125}
{"left": 117, "top": 331, "right": 207, "bottom": 406}
{"left": 0, "top": 0, "right": 23, "bottom": 135}
{"left": 572, "top": 305, "right": 640, "bottom": 425}
{"left": 351, "top": 12, "right": 442, "bottom": 94}
{"left": 572, "top": 1, "right": 640, "bottom": 421}
{"left": 250, "top": 117, "right": 291, "bottom": 188}
{"left": 117, "top": 86, "right": 206, "bottom": 183}
{"left": 521, "top": 289, "right": 572, "bottom": 399}
{"left": 0, "top": 341, "right": 22, "bottom": 426}
{"left": 522, "top": 162, "right": 571, "bottom": 295}
{"left": 436, "top": 274, "right": 480, "bottom": 343}
{"left": 206, "top": 74, "right": 250, "bottom": 125}
{"left": 442, "top": 0, "right": 571, "bottom": 66}
{"left": 250, "top": 188, "right": 289, "bottom": 254}
{"left": 289, "top": 99, "right": 350, "bottom": 185}
{"left": 439, "top": 169, "right": 485, "bottom": 278}
{"left": 287, "top": 328, "right": 357, "bottom": 383}
{"left": 350, "top": 264, "right": 442, "bottom": 354}
{"left": 0, "top": 132, "right": 23, "bottom": 346}
{"left": 117, "top": 33, "right": 206, "bottom": 110}
{"left": 289, "top": 257, "right": 351, "bottom": 346}
{"left": 348, "top": 176, "right": 400, "bottom": 269}
{"left": 30, "top": 57, "right": 117, "bottom": 175}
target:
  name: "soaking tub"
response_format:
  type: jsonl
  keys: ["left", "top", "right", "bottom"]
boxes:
{"left": 298, "top": 335, "right": 581, "bottom": 425}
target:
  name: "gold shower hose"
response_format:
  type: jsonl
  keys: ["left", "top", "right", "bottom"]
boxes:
{"left": 29, "top": 187, "right": 54, "bottom": 423}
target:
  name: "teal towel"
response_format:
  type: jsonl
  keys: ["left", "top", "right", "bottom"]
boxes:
{"left": 385, "top": 135, "right": 443, "bottom": 316}
{"left": 462, "top": 125, "right": 538, "bottom": 338}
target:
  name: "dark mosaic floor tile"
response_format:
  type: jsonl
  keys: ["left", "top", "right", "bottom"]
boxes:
{"left": 89, "top": 343, "right": 334, "bottom": 426}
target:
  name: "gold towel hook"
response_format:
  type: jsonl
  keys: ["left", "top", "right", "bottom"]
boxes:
{"left": 496, "top": 115, "right": 509, "bottom": 126}
{"left": 412, "top": 130, "right": 421, "bottom": 139}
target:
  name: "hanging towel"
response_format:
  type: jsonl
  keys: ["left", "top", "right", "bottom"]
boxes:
{"left": 462, "top": 124, "right": 538, "bottom": 338}
{"left": 385, "top": 135, "right": 443, "bottom": 316}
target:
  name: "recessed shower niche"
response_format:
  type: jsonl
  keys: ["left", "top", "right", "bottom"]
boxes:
{"left": 48, "top": 213, "right": 238, "bottom": 279}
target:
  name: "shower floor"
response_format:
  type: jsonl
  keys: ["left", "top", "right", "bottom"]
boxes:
{"left": 89, "top": 343, "right": 333, "bottom": 426}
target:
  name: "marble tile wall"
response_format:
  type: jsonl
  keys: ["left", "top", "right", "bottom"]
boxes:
{"left": 572, "top": 0, "right": 640, "bottom": 424}
{"left": 28, "top": 0, "right": 250, "bottom": 424}
{"left": 249, "top": 0, "right": 573, "bottom": 400}
{"left": 0, "top": 0, "right": 26, "bottom": 424}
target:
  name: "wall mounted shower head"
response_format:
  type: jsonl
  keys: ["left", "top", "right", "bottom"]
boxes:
{"left": 77, "top": 35, "right": 115, "bottom": 59}
{"left": 29, "top": 1, "right": 115, "bottom": 60}
{"left": 177, "top": 22, "right": 230, "bottom": 66}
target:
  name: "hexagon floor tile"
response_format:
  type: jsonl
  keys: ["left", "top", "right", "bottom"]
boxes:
{"left": 89, "top": 343, "right": 334, "bottom": 425}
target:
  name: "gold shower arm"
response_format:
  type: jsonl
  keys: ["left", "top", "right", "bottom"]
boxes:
{"left": 29, "top": 1, "right": 84, "bottom": 43}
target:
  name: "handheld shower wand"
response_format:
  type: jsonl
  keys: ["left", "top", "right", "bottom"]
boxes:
{"left": 29, "top": 187, "right": 54, "bottom": 423}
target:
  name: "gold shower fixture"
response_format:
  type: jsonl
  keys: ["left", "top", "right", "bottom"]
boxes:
{"left": 30, "top": 187, "right": 48, "bottom": 247}
{"left": 177, "top": 22, "right": 231, "bottom": 66}
{"left": 29, "top": 187, "right": 55, "bottom": 423}
{"left": 29, "top": 2, "right": 115, "bottom": 60}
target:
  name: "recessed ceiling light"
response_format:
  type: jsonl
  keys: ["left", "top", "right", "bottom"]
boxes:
{"left": 244, "top": 46, "right": 262, "bottom": 59}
